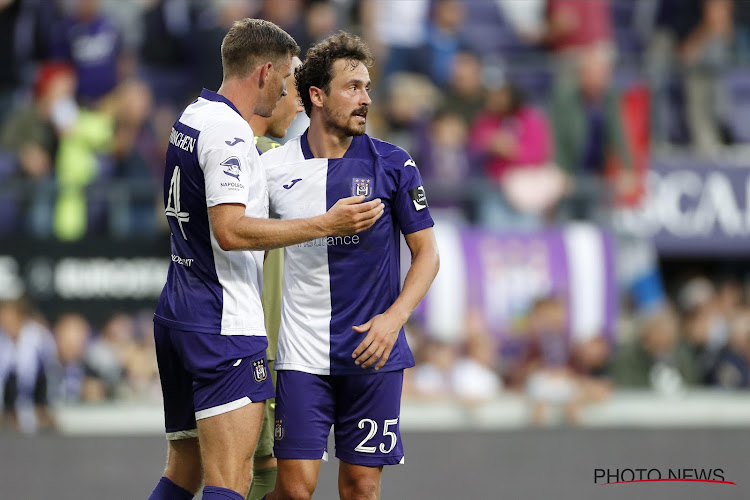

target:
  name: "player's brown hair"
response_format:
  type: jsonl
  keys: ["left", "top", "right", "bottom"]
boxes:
{"left": 221, "top": 18, "right": 299, "bottom": 79}
{"left": 296, "top": 31, "right": 374, "bottom": 117}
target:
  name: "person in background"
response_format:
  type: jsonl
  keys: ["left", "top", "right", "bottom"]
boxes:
{"left": 470, "top": 80, "right": 563, "bottom": 229}
{"left": 51, "top": 0, "right": 127, "bottom": 105}
{"left": 549, "top": 43, "right": 635, "bottom": 222}
{"left": 0, "top": 298, "right": 57, "bottom": 434}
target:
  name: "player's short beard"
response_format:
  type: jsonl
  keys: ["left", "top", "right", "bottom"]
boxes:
{"left": 323, "top": 104, "right": 366, "bottom": 137}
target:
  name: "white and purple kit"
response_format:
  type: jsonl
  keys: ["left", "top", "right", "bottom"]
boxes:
{"left": 263, "top": 132, "right": 434, "bottom": 465}
{"left": 153, "top": 89, "right": 273, "bottom": 440}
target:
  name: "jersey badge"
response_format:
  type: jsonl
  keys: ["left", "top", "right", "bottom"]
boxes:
{"left": 253, "top": 358, "right": 268, "bottom": 382}
{"left": 352, "top": 177, "right": 373, "bottom": 198}
{"left": 409, "top": 186, "right": 428, "bottom": 211}
{"left": 274, "top": 419, "right": 284, "bottom": 440}
{"left": 220, "top": 156, "right": 242, "bottom": 180}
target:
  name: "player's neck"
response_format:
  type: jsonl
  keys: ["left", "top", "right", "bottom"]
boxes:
{"left": 307, "top": 116, "right": 353, "bottom": 159}
{"left": 217, "top": 79, "right": 257, "bottom": 124}
{"left": 249, "top": 115, "right": 268, "bottom": 137}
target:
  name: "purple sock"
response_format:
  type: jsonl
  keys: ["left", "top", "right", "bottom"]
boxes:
{"left": 148, "top": 476, "right": 193, "bottom": 499}
{"left": 202, "top": 485, "right": 245, "bottom": 500}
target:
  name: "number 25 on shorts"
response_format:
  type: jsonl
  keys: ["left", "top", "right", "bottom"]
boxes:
{"left": 354, "top": 418, "right": 398, "bottom": 454}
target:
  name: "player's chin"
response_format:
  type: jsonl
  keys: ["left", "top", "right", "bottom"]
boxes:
{"left": 347, "top": 120, "right": 367, "bottom": 136}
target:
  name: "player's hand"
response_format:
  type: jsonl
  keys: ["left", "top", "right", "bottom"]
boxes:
{"left": 351, "top": 312, "right": 402, "bottom": 370}
{"left": 323, "top": 196, "right": 384, "bottom": 236}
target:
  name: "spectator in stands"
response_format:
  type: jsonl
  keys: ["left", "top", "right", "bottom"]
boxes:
{"left": 646, "top": 0, "right": 733, "bottom": 152}
{"left": 52, "top": 90, "right": 114, "bottom": 240}
{"left": 451, "top": 330, "right": 503, "bottom": 405}
{"left": 570, "top": 336, "right": 613, "bottom": 406}
{"left": 0, "top": 63, "right": 73, "bottom": 178}
{"left": 138, "top": 0, "right": 200, "bottom": 107}
{"left": 414, "top": 108, "right": 476, "bottom": 217}
{"left": 421, "top": 0, "right": 467, "bottom": 88}
{"left": 54, "top": 313, "right": 108, "bottom": 402}
{"left": 0, "top": 298, "right": 57, "bottom": 434}
{"left": 679, "top": 277, "right": 730, "bottom": 384}
{"left": 85, "top": 313, "right": 132, "bottom": 400}
{"left": 119, "top": 312, "right": 160, "bottom": 401}
{"left": 107, "top": 79, "right": 160, "bottom": 236}
{"left": 516, "top": 296, "right": 580, "bottom": 425}
{"left": 192, "top": 0, "right": 255, "bottom": 96}
{"left": 495, "top": 0, "right": 548, "bottom": 45}
{"left": 408, "top": 340, "right": 458, "bottom": 400}
{"left": 0, "top": 0, "right": 60, "bottom": 127}
{"left": 441, "top": 50, "right": 486, "bottom": 126}
{"left": 381, "top": 72, "right": 441, "bottom": 154}
{"left": 470, "top": 80, "right": 563, "bottom": 230}
{"left": 0, "top": 63, "right": 78, "bottom": 237}
{"left": 361, "top": 0, "right": 429, "bottom": 79}
{"left": 543, "top": 0, "right": 614, "bottom": 57}
{"left": 613, "top": 306, "right": 699, "bottom": 393}
{"left": 258, "top": 0, "right": 305, "bottom": 46}
{"left": 707, "top": 307, "right": 750, "bottom": 389}
{"left": 297, "top": 0, "right": 341, "bottom": 56}
{"left": 549, "top": 43, "right": 635, "bottom": 222}
{"left": 51, "top": 0, "right": 126, "bottom": 105}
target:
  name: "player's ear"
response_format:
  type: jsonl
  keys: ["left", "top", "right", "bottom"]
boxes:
{"left": 309, "top": 86, "right": 324, "bottom": 109}
{"left": 258, "top": 62, "right": 272, "bottom": 87}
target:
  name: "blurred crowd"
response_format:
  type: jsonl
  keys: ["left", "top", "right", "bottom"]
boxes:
{"left": 3, "top": 0, "right": 750, "bottom": 431}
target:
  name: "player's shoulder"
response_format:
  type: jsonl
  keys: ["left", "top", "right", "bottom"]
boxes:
{"left": 183, "top": 98, "right": 253, "bottom": 152}
{"left": 261, "top": 135, "right": 305, "bottom": 171}
{"left": 367, "top": 136, "right": 415, "bottom": 171}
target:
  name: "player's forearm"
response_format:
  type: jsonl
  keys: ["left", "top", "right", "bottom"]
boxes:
{"left": 215, "top": 215, "right": 330, "bottom": 251}
{"left": 385, "top": 243, "right": 440, "bottom": 324}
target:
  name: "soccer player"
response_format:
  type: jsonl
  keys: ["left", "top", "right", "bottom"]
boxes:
{"left": 149, "top": 21, "right": 384, "bottom": 500}
{"left": 261, "top": 32, "right": 440, "bottom": 500}
{"left": 246, "top": 55, "right": 304, "bottom": 500}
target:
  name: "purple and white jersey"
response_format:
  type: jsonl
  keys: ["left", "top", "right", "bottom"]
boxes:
{"left": 154, "top": 89, "right": 269, "bottom": 337}
{"left": 263, "top": 132, "right": 434, "bottom": 375}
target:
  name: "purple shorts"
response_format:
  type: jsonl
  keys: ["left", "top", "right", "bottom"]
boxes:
{"left": 273, "top": 370, "right": 405, "bottom": 466}
{"left": 154, "top": 323, "right": 274, "bottom": 439}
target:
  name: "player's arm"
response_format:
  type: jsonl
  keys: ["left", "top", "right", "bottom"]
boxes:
{"left": 209, "top": 196, "right": 384, "bottom": 251}
{"left": 351, "top": 227, "right": 440, "bottom": 370}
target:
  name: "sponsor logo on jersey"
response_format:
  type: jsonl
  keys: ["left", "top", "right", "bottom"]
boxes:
{"left": 296, "top": 234, "right": 361, "bottom": 248}
{"left": 283, "top": 178, "right": 302, "bottom": 189}
{"left": 274, "top": 419, "right": 284, "bottom": 440}
{"left": 404, "top": 158, "right": 417, "bottom": 168}
{"left": 220, "top": 156, "right": 242, "bottom": 180}
{"left": 409, "top": 186, "right": 428, "bottom": 211}
{"left": 171, "top": 254, "right": 194, "bottom": 267}
{"left": 253, "top": 359, "right": 268, "bottom": 382}
{"left": 352, "top": 177, "right": 373, "bottom": 198}
{"left": 225, "top": 137, "right": 245, "bottom": 146}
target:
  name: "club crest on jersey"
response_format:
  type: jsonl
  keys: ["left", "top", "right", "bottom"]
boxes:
{"left": 274, "top": 419, "right": 284, "bottom": 440}
{"left": 221, "top": 156, "right": 241, "bottom": 180}
{"left": 252, "top": 359, "right": 267, "bottom": 382}
{"left": 352, "top": 177, "right": 373, "bottom": 198}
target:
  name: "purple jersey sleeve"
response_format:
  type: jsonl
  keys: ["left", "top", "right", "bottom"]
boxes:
{"left": 392, "top": 154, "right": 434, "bottom": 235}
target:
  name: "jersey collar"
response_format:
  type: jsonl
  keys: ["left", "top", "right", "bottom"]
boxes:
{"left": 300, "top": 130, "right": 365, "bottom": 160}
{"left": 199, "top": 88, "right": 242, "bottom": 117}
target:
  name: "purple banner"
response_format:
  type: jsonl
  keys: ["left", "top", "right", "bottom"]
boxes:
{"left": 414, "top": 223, "right": 617, "bottom": 348}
